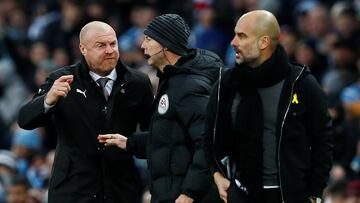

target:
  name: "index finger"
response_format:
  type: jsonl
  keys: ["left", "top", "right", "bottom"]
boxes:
{"left": 98, "top": 134, "right": 111, "bottom": 139}
{"left": 57, "top": 75, "right": 74, "bottom": 82}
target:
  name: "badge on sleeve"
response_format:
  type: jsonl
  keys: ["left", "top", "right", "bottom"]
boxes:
{"left": 158, "top": 94, "right": 169, "bottom": 114}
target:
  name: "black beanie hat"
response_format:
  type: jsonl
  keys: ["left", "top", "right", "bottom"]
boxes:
{"left": 144, "top": 14, "right": 190, "bottom": 56}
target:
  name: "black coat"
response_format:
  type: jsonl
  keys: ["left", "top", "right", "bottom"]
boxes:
{"left": 18, "top": 59, "right": 153, "bottom": 203}
{"left": 206, "top": 63, "right": 333, "bottom": 203}
{"left": 127, "top": 49, "right": 223, "bottom": 202}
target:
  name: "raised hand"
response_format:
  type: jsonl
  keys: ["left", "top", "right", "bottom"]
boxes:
{"left": 45, "top": 75, "right": 73, "bottom": 105}
{"left": 97, "top": 134, "right": 127, "bottom": 149}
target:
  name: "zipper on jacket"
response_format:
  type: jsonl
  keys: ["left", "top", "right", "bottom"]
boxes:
{"left": 212, "top": 67, "right": 227, "bottom": 177}
{"left": 278, "top": 65, "right": 305, "bottom": 203}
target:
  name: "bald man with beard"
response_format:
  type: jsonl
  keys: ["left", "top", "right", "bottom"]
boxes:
{"left": 18, "top": 21, "right": 153, "bottom": 203}
{"left": 205, "top": 10, "right": 333, "bottom": 203}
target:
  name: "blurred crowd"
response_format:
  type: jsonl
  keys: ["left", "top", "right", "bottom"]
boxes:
{"left": 0, "top": 0, "right": 359, "bottom": 202}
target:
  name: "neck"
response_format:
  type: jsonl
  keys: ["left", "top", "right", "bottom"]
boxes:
{"left": 158, "top": 52, "right": 182, "bottom": 72}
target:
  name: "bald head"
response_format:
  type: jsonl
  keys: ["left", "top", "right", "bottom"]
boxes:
{"left": 231, "top": 10, "right": 281, "bottom": 67}
{"left": 238, "top": 10, "right": 280, "bottom": 46}
{"left": 79, "top": 21, "right": 116, "bottom": 44}
{"left": 78, "top": 21, "right": 119, "bottom": 76}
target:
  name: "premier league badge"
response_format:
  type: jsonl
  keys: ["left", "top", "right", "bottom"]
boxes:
{"left": 158, "top": 94, "right": 169, "bottom": 114}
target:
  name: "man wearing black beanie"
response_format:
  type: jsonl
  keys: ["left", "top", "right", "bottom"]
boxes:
{"left": 98, "top": 14, "right": 223, "bottom": 202}
{"left": 143, "top": 14, "right": 190, "bottom": 56}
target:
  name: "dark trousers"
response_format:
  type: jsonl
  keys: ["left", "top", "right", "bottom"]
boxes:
{"left": 263, "top": 188, "right": 282, "bottom": 203}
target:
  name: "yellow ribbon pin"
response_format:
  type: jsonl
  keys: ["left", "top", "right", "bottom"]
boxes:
{"left": 292, "top": 93, "right": 299, "bottom": 104}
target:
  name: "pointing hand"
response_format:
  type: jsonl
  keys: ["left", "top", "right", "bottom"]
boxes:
{"left": 45, "top": 75, "right": 73, "bottom": 106}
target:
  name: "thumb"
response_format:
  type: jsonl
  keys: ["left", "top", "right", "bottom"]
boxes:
{"left": 66, "top": 78, "right": 74, "bottom": 85}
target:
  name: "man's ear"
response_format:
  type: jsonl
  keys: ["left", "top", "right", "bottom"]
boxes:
{"left": 257, "top": 36, "right": 270, "bottom": 50}
{"left": 79, "top": 44, "right": 86, "bottom": 56}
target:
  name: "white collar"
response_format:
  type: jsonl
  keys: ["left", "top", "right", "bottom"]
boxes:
{"left": 89, "top": 68, "right": 117, "bottom": 82}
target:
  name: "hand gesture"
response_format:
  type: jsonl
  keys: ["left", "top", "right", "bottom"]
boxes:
{"left": 175, "top": 194, "right": 193, "bottom": 203}
{"left": 214, "top": 172, "right": 230, "bottom": 203}
{"left": 97, "top": 134, "right": 127, "bottom": 149}
{"left": 45, "top": 75, "right": 73, "bottom": 105}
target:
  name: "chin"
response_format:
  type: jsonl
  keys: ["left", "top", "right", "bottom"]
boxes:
{"left": 99, "top": 64, "right": 115, "bottom": 72}
{"left": 235, "top": 59, "right": 243, "bottom": 65}
{"left": 146, "top": 59, "right": 154, "bottom": 66}
{"left": 103, "top": 61, "right": 117, "bottom": 68}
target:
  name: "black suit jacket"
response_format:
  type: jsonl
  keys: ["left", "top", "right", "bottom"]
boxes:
{"left": 18, "top": 59, "right": 153, "bottom": 203}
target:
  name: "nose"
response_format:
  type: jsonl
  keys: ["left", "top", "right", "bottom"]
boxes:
{"left": 140, "top": 40, "right": 146, "bottom": 50}
{"left": 105, "top": 45, "right": 114, "bottom": 54}
{"left": 230, "top": 36, "right": 237, "bottom": 48}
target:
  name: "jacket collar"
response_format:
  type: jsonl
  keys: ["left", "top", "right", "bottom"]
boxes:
{"left": 78, "top": 56, "right": 128, "bottom": 83}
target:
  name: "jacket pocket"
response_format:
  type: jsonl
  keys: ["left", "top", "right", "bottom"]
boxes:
{"left": 50, "top": 154, "right": 71, "bottom": 189}
{"left": 227, "top": 179, "right": 249, "bottom": 203}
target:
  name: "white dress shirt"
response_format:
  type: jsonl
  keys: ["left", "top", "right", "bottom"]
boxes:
{"left": 89, "top": 68, "right": 117, "bottom": 96}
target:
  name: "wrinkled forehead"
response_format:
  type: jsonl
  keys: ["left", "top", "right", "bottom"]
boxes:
{"left": 84, "top": 28, "right": 116, "bottom": 43}
{"left": 94, "top": 30, "right": 116, "bottom": 40}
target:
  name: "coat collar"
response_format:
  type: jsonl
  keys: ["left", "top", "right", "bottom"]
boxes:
{"left": 78, "top": 56, "right": 128, "bottom": 84}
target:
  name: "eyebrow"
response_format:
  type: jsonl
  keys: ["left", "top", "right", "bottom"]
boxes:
{"left": 94, "top": 40, "right": 117, "bottom": 44}
{"left": 235, "top": 31, "right": 247, "bottom": 37}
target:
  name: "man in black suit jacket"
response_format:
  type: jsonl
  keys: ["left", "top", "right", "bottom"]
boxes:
{"left": 18, "top": 21, "right": 153, "bottom": 203}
